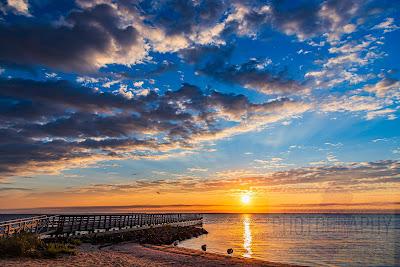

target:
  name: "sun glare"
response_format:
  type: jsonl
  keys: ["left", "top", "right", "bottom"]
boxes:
{"left": 241, "top": 194, "right": 251, "bottom": 205}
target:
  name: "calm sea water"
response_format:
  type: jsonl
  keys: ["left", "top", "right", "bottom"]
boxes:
{"left": 179, "top": 214, "right": 400, "bottom": 267}
{"left": 1, "top": 213, "right": 399, "bottom": 266}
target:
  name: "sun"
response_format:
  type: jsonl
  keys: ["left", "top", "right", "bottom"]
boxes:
{"left": 241, "top": 194, "right": 251, "bottom": 205}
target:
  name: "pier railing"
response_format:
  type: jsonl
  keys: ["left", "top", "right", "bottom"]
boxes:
{"left": 0, "top": 213, "right": 202, "bottom": 237}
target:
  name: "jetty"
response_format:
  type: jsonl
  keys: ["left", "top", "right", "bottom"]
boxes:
{"left": 0, "top": 213, "right": 202, "bottom": 238}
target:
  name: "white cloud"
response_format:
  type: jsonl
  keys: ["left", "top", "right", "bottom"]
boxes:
{"left": 372, "top": 138, "right": 388, "bottom": 143}
{"left": 366, "top": 108, "right": 396, "bottom": 120}
{"left": 363, "top": 78, "right": 400, "bottom": 97}
{"left": 103, "top": 79, "right": 120, "bottom": 88}
{"left": 135, "top": 88, "right": 150, "bottom": 96}
{"left": 326, "top": 153, "right": 339, "bottom": 163}
{"left": 45, "top": 72, "right": 58, "bottom": 79}
{"left": 133, "top": 81, "right": 144, "bottom": 87}
{"left": 328, "top": 39, "right": 373, "bottom": 54}
{"left": 372, "top": 18, "right": 400, "bottom": 33}
{"left": 7, "top": 0, "right": 30, "bottom": 16}
{"left": 253, "top": 157, "right": 291, "bottom": 169}
{"left": 325, "top": 142, "right": 343, "bottom": 147}
{"left": 297, "top": 49, "right": 311, "bottom": 55}
{"left": 306, "top": 34, "right": 384, "bottom": 89}
{"left": 187, "top": 168, "right": 208, "bottom": 172}
{"left": 118, "top": 84, "right": 133, "bottom": 99}
{"left": 320, "top": 94, "right": 385, "bottom": 114}
{"left": 76, "top": 76, "right": 100, "bottom": 85}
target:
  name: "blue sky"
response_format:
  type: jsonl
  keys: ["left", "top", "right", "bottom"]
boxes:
{"left": 0, "top": 0, "right": 399, "bottom": 211}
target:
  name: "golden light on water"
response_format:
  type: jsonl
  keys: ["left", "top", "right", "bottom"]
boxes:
{"left": 243, "top": 214, "right": 252, "bottom": 258}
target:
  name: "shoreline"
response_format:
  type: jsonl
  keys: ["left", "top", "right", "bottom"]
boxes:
{"left": 0, "top": 242, "right": 304, "bottom": 267}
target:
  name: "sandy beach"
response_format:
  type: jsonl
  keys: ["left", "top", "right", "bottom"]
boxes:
{"left": 0, "top": 242, "right": 302, "bottom": 267}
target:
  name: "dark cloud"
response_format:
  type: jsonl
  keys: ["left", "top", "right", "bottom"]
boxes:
{"left": 139, "top": 0, "right": 227, "bottom": 35}
{"left": 0, "top": 187, "right": 32, "bottom": 192}
{"left": 0, "top": 0, "right": 368, "bottom": 75}
{"left": 0, "top": 4, "right": 141, "bottom": 72}
{"left": 270, "top": 0, "right": 324, "bottom": 39}
{"left": 119, "top": 60, "right": 177, "bottom": 80}
{"left": 269, "top": 0, "right": 398, "bottom": 42}
{"left": 0, "top": 60, "right": 38, "bottom": 75}
{"left": 208, "top": 0, "right": 362, "bottom": 41}
{"left": 180, "top": 45, "right": 305, "bottom": 95}
{"left": 0, "top": 78, "right": 303, "bottom": 177}
{"left": 0, "top": 78, "right": 139, "bottom": 114}
{"left": 202, "top": 58, "right": 305, "bottom": 95}
{"left": 179, "top": 45, "right": 234, "bottom": 65}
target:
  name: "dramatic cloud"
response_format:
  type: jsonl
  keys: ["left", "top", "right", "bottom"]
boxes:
{"left": 0, "top": 78, "right": 308, "bottom": 177}
{"left": 271, "top": 2, "right": 321, "bottom": 40}
{"left": 68, "top": 160, "right": 400, "bottom": 194}
{"left": 0, "top": 3, "right": 146, "bottom": 72}
{"left": 181, "top": 45, "right": 306, "bottom": 95}
{"left": 138, "top": 0, "right": 226, "bottom": 36}
{"left": 202, "top": 58, "right": 306, "bottom": 95}
{"left": 0, "top": 0, "right": 398, "bottom": 205}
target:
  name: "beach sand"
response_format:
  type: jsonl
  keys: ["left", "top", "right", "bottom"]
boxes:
{"left": 0, "top": 242, "right": 302, "bottom": 267}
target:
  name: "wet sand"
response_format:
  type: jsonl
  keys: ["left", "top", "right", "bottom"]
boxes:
{"left": 0, "top": 242, "right": 303, "bottom": 266}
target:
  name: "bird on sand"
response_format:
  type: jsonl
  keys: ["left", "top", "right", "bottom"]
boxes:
{"left": 227, "top": 248, "right": 233, "bottom": 255}
{"left": 201, "top": 244, "right": 207, "bottom": 251}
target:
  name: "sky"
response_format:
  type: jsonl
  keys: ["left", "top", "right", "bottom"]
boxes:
{"left": 0, "top": 0, "right": 399, "bottom": 213}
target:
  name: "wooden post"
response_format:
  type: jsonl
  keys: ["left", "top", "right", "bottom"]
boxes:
{"left": 78, "top": 216, "right": 83, "bottom": 233}
{"left": 70, "top": 216, "right": 75, "bottom": 235}
{"left": 34, "top": 218, "right": 39, "bottom": 233}
{"left": 97, "top": 216, "right": 101, "bottom": 229}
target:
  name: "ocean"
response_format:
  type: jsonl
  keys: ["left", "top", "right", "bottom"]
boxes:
{"left": 1, "top": 213, "right": 399, "bottom": 266}
{"left": 178, "top": 214, "right": 400, "bottom": 267}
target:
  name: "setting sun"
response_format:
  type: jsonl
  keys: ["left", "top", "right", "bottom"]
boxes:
{"left": 241, "top": 194, "right": 251, "bottom": 205}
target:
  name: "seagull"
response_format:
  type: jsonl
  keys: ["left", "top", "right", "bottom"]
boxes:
{"left": 227, "top": 248, "right": 233, "bottom": 255}
{"left": 201, "top": 244, "right": 207, "bottom": 251}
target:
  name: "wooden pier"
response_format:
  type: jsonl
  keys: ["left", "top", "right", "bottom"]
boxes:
{"left": 0, "top": 213, "right": 202, "bottom": 238}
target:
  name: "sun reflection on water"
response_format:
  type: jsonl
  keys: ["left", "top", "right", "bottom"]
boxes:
{"left": 243, "top": 214, "right": 252, "bottom": 258}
